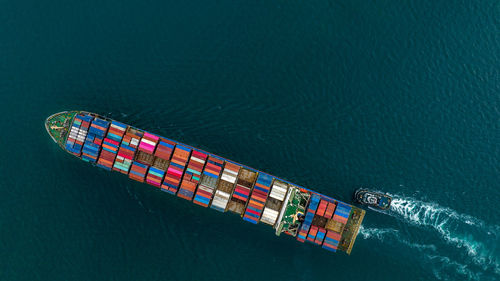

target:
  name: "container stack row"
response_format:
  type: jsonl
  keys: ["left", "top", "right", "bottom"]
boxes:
{"left": 154, "top": 140, "right": 176, "bottom": 163}
{"left": 322, "top": 230, "right": 342, "bottom": 252}
{"left": 293, "top": 195, "right": 350, "bottom": 252}
{"left": 146, "top": 166, "right": 165, "bottom": 187}
{"left": 136, "top": 132, "right": 159, "bottom": 166}
{"left": 260, "top": 181, "right": 289, "bottom": 226}
{"left": 66, "top": 114, "right": 92, "bottom": 156}
{"left": 227, "top": 169, "right": 257, "bottom": 215}
{"left": 65, "top": 116, "right": 81, "bottom": 155}
{"left": 211, "top": 162, "right": 241, "bottom": 212}
{"left": 307, "top": 225, "right": 319, "bottom": 243}
{"left": 314, "top": 228, "right": 327, "bottom": 245}
{"left": 81, "top": 118, "right": 109, "bottom": 163}
{"left": 97, "top": 121, "right": 126, "bottom": 170}
{"left": 316, "top": 200, "right": 328, "bottom": 217}
{"left": 243, "top": 173, "right": 273, "bottom": 224}
{"left": 332, "top": 202, "right": 351, "bottom": 224}
{"left": 297, "top": 194, "right": 320, "bottom": 242}
{"left": 145, "top": 139, "right": 175, "bottom": 187}
{"left": 304, "top": 199, "right": 335, "bottom": 247}
{"left": 193, "top": 156, "right": 224, "bottom": 207}
{"left": 161, "top": 145, "right": 191, "bottom": 194}
{"left": 113, "top": 128, "right": 142, "bottom": 174}
{"left": 324, "top": 201, "right": 337, "bottom": 219}
{"left": 178, "top": 150, "right": 207, "bottom": 200}
{"left": 129, "top": 132, "right": 159, "bottom": 181}
{"left": 129, "top": 161, "right": 148, "bottom": 182}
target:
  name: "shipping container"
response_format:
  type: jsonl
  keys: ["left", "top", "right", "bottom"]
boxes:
{"left": 97, "top": 121, "right": 126, "bottom": 171}
{"left": 136, "top": 132, "right": 159, "bottom": 166}
{"left": 177, "top": 181, "right": 197, "bottom": 200}
{"left": 145, "top": 139, "right": 176, "bottom": 187}
{"left": 296, "top": 194, "right": 319, "bottom": 242}
{"left": 307, "top": 225, "right": 318, "bottom": 242}
{"left": 177, "top": 150, "right": 208, "bottom": 200}
{"left": 322, "top": 230, "right": 342, "bottom": 252}
{"left": 227, "top": 168, "right": 257, "bottom": 215}
{"left": 113, "top": 127, "right": 142, "bottom": 174}
{"left": 316, "top": 200, "right": 328, "bottom": 217}
{"left": 66, "top": 114, "right": 92, "bottom": 156}
{"left": 243, "top": 173, "right": 273, "bottom": 224}
{"left": 129, "top": 161, "right": 148, "bottom": 182}
{"left": 160, "top": 145, "right": 191, "bottom": 194}
{"left": 81, "top": 118, "right": 109, "bottom": 163}
{"left": 193, "top": 156, "right": 224, "bottom": 207}
{"left": 210, "top": 162, "right": 241, "bottom": 212}
{"left": 324, "top": 202, "right": 337, "bottom": 219}
{"left": 260, "top": 180, "right": 289, "bottom": 226}
{"left": 315, "top": 227, "right": 326, "bottom": 245}
{"left": 153, "top": 139, "right": 176, "bottom": 169}
{"left": 332, "top": 202, "right": 352, "bottom": 224}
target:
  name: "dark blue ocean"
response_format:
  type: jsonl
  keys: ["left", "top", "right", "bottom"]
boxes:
{"left": 1, "top": 0, "right": 498, "bottom": 280}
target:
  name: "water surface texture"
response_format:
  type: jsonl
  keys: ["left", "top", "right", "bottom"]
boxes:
{"left": 1, "top": 0, "right": 499, "bottom": 280}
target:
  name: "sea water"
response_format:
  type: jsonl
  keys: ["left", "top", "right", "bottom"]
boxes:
{"left": 0, "top": 0, "right": 498, "bottom": 280}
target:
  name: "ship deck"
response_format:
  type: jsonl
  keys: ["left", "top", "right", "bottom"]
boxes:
{"left": 47, "top": 110, "right": 366, "bottom": 255}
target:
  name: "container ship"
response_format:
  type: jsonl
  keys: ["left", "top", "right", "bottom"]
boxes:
{"left": 45, "top": 111, "right": 365, "bottom": 254}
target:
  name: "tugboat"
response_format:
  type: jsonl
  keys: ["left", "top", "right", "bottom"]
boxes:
{"left": 354, "top": 189, "right": 392, "bottom": 210}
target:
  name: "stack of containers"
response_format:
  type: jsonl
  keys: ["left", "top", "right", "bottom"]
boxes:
{"left": 303, "top": 198, "right": 331, "bottom": 245}
{"left": 228, "top": 168, "right": 256, "bottom": 214}
{"left": 81, "top": 118, "right": 109, "bottom": 162}
{"left": 146, "top": 166, "right": 165, "bottom": 187}
{"left": 153, "top": 139, "right": 175, "bottom": 161}
{"left": 177, "top": 150, "right": 208, "bottom": 200}
{"left": 129, "top": 161, "right": 148, "bottom": 182}
{"left": 315, "top": 228, "right": 327, "bottom": 245}
{"left": 210, "top": 162, "right": 241, "bottom": 212}
{"left": 307, "top": 226, "right": 319, "bottom": 243}
{"left": 332, "top": 202, "right": 352, "bottom": 224}
{"left": 97, "top": 121, "right": 126, "bottom": 170}
{"left": 297, "top": 194, "right": 320, "bottom": 242}
{"left": 315, "top": 200, "right": 328, "bottom": 217}
{"left": 65, "top": 115, "right": 82, "bottom": 155}
{"left": 243, "top": 173, "right": 273, "bottom": 224}
{"left": 113, "top": 128, "right": 142, "bottom": 174}
{"left": 128, "top": 131, "right": 159, "bottom": 182}
{"left": 193, "top": 156, "right": 224, "bottom": 207}
{"left": 184, "top": 151, "right": 208, "bottom": 183}
{"left": 137, "top": 132, "right": 159, "bottom": 164}
{"left": 322, "top": 230, "right": 342, "bottom": 252}
{"left": 260, "top": 181, "right": 289, "bottom": 226}
{"left": 154, "top": 140, "right": 175, "bottom": 160}
{"left": 161, "top": 145, "right": 191, "bottom": 194}
{"left": 66, "top": 114, "right": 92, "bottom": 156}
{"left": 324, "top": 201, "right": 337, "bottom": 219}
{"left": 177, "top": 181, "right": 197, "bottom": 200}
{"left": 145, "top": 139, "right": 176, "bottom": 187}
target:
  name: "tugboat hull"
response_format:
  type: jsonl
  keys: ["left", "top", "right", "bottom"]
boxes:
{"left": 354, "top": 189, "right": 392, "bottom": 210}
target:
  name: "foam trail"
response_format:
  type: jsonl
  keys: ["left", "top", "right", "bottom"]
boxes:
{"left": 360, "top": 226, "right": 481, "bottom": 280}
{"left": 386, "top": 195, "right": 500, "bottom": 276}
{"left": 360, "top": 226, "right": 437, "bottom": 251}
{"left": 427, "top": 254, "right": 481, "bottom": 281}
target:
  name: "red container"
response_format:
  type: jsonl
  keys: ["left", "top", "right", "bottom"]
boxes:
{"left": 324, "top": 202, "right": 336, "bottom": 219}
{"left": 316, "top": 200, "right": 327, "bottom": 217}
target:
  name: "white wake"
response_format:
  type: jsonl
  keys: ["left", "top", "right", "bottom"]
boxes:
{"left": 360, "top": 194, "right": 500, "bottom": 280}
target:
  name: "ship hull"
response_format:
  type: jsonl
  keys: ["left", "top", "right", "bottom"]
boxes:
{"left": 46, "top": 111, "right": 365, "bottom": 254}
{"left": 354, "top": 189, "right": 391, "bottom": 210}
